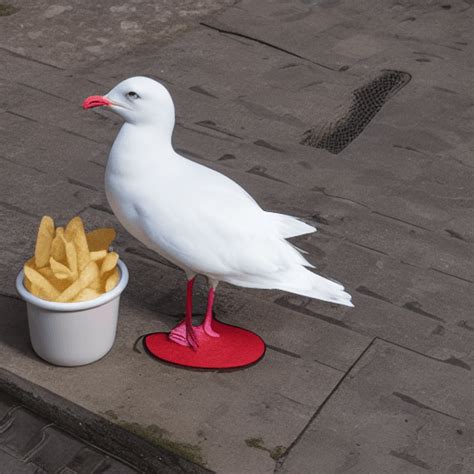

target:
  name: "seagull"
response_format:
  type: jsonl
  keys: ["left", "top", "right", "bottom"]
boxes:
{"left": 83, "top": 76, "right": 353, "bottom": 350}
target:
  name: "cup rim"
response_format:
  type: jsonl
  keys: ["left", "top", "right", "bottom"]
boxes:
{"left": 16, "top": 259, "right": 129, "bottom": 312}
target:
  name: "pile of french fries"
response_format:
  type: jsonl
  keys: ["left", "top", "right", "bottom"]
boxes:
{"left": 24, "top": 216, "right": 120, "bottom": 302}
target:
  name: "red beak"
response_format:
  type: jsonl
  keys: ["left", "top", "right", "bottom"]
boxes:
{"left": 82, "top": 95, "right": 111, "bottom": 109}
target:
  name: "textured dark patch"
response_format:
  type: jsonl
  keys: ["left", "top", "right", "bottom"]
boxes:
{"left": 195, "top": 120, "right": 243, "bottom": 139}
{"left": 253, "top": 139, "right": 284, "bottom": 153}
{"left": 301, "top": 70, "right": 411, "bottom": 154}
{"left": 356, "top": 286, "right": 392, "bottom": 303}
{"left": 218, "top": 153, "right": 236, "bottom": 161}
{"left": 392, "top": 392, "right": 460, "bottom": 420}
{"left": 67, "top": 177, "right": 99, "bottom": 191}
{"left": 247, "top": 166, "right": 288, "bottom": 184}
{"left": 431, "top": 325, "right": 445, "bottom": 336}
{"left": 445, "top": 229, "right": 466, "bottom": 241}
{"left": 189, "top": 85, "right": 217, "bottom": 98}
{"left": 443, "top": 357, "right": 470, "bottom": 371}
{"left": 89, "top": 203, "right": 113, "bottom": 215}
{"left": 274, "top": 295, "right": 350, "bottom": 329}
{"left": 389, "top": 450, "right": 431, "bottom": 470}
{"left": 266, "top": 344, "right": 301, "bottom": 359}
{"left": 457, "top": 320, "right": 474, "bottom": 332}
{"left": 403, "top": 301, "right": 445, "bottom": 323}
{"left": 311, "top": 213, "right": 330, "bottom": 226}
{"left": 0, "top": 4, "right": 18, "bottom": 16}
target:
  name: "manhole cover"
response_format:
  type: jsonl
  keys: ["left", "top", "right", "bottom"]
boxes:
{"left": 301, "top": 70, "right": 411, "bottom": 154}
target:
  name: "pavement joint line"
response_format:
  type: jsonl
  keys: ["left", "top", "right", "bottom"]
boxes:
{"left": 274, "top": 337, "right": 377, "bottom": 472}
{"left": 429, "top": 267, "right": 474, "bottom": 285}
{"left": 375, "top": 337, "right": 471, "bottom": 372}
{"left": 16, "top": 81, "right": 72, "bottom": 103}
{"left": 5, "top": 110, "right": 38, "bottom": 124}
{"left": 0, "top": 46, "right": 65, "bottom": 70}
{"left": 0, "top": 154, "right": 47, "bottom": 175}
{"left": 199, "top": 22, "right": 339, "bottom": 72}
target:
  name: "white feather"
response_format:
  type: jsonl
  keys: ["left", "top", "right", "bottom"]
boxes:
{"left": 102, "top": 77, "right": 353, "bottom": 307}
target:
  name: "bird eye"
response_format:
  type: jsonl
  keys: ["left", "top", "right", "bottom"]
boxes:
{"left": 127, "top": 91, "right": 140, "bottom": 99}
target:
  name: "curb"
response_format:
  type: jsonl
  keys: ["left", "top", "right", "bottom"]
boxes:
{"left": 0, "top": 368, "right": 211, "bottom": 473}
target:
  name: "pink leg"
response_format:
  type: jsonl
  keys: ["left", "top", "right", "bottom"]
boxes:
{"left": 169, "top": 278, "right": 199, "bottom": 350}
{"left": 203, "top": 287, "right": 220, "bottom": 338}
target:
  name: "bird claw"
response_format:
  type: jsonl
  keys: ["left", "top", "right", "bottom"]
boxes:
{"left": 169, "top": 320, "right": 220, "bottom": 350}
{"left": 169, "top": 321, "right": 199, "bottom": 350}
{"left": 203, "top": 324, "right": 220, "bottom": 338}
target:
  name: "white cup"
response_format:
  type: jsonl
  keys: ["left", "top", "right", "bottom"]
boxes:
{"left": 15, "top": 259, "right": 129, "bottom": 367}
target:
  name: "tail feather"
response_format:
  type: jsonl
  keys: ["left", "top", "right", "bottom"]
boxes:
{"left": 227, "top": 266, "right": 353, "bottom": 307}
{"left": 268, "top": 212, "right": 316, "bottom": 238}
{"left": 275, "top": 268, "right": 353, "bottom": 307}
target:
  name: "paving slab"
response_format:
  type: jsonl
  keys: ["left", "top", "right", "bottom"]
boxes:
{"left": 278, "top": 339, "right": 474, "bottom": 474}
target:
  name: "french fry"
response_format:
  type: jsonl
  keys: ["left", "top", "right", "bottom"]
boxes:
{"left": 86, "top": 228, "right": 116, "bottom": 252}
{"left": 34, "top": 216, "right": 55, "bottom": 268}
{"left": 24, "top": 265, "right": 60, "bottom": 300}
{"left": 101, "top": 251, "right": 119, "bottom": 276}
{"left": 26, "top": 216, "right": 119, "bottom": 303}
{"left": 90, "top": 250, "right": 107, "bottom": 261}
{"left": 24, "top": 257, "right": 37, "bottom": 270}
{"left": 37, "top": 267, "right": 70, "bottom": 292}
{"left": 63, "top": 238, "right": 78, "bottom": 277}
{"left": 66, "top": 217, "right": 90, "bottom": 271}
{"left": 49, "top": 257, "right": 73, "bottom": 280}
{"left": 51, "top": 227, "right": 66, "bottom": 263}
{"left": 105, "top": 267, "right": 120, "bottom": 292}
{"left": 24, "top": 276, "right": 33, "bottom": 292}
{"left": 56, "top": 261, "right": 99, "bottom": 303}
{"left": 73, "top": 288, "right": 101, "bottom": 302}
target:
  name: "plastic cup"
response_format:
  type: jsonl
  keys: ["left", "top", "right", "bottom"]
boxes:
{"left": 15, "top": 259, "right": 129, "bottom": 367}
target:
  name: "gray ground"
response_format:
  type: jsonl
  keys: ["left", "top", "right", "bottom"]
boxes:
{"left": 0, "top": 0, "right": 473, "bottom": 473}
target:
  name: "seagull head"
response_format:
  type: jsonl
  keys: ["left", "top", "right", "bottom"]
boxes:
{"left": 83, "top": 76, "right": 175, "bottom": 129}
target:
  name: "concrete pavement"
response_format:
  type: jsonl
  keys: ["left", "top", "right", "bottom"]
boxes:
{"left": 0, "top": 0, "right": 473, "bottom": 472}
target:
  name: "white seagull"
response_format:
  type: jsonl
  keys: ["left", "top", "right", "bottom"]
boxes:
{"left": 83, "top": 76, "right": 353, "bottom": 350}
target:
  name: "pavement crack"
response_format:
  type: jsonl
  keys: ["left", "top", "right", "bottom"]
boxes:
{"left": 200, "top": 22, "right": 337, "bottom": 71}
{"left": 274, "top": 338, "right": 376, "bottom": 472}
